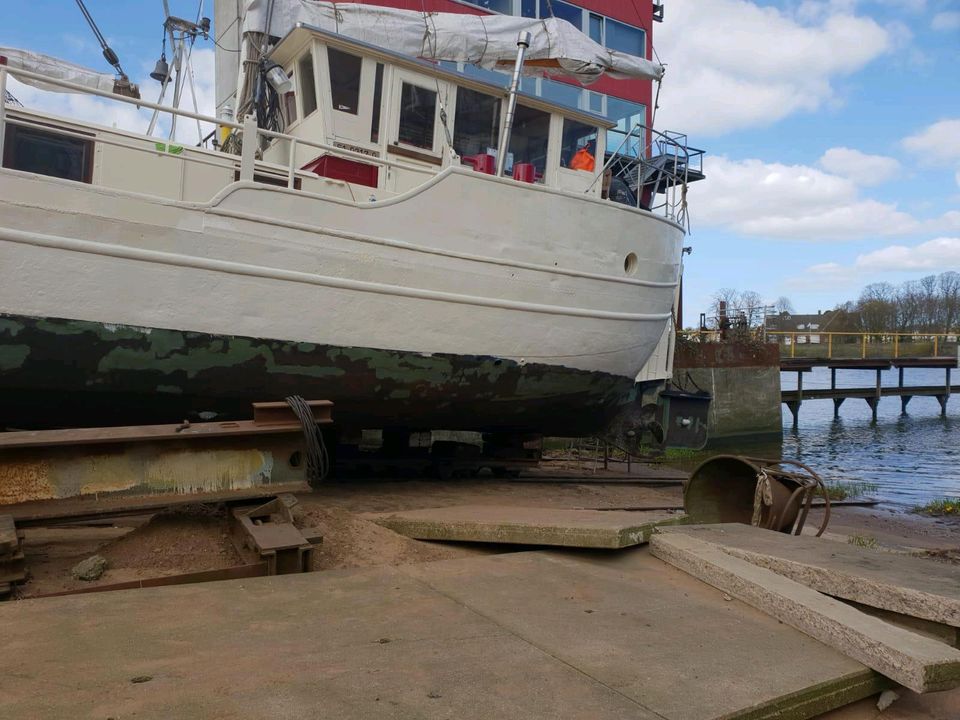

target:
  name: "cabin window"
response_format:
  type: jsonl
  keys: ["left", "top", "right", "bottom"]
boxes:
{"left": 370, "top": 62, "right": 384, "bottom": 143}
{"left": 538, "top": 0, "right": 583, "bottom": 27}
{"left": 328, "top": 47, "right": 362, "bottom": 115}
{"left": 561, "top": 119, "right": 598, "bottom": 172}
{"left": 2, "top": 125, "right": 93, "bottom": 183}
{"left": 453, "top": 88, "right": 501, "bottom": 158}
{"left": 397, "top": 82, "right": 437, "bottom": 150}
{"left": 605, "top": 19, "right": 646, "bottom": 57}
{"left": 505, "top": 105, "right": 550, "bottom": 178}
{"left": 283, "top": 67, "right": 297, "bottom": 125}
{"left": 298, "top": 52, "right": 318, "bottom": 117}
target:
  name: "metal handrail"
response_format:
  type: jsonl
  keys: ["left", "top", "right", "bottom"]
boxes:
{"left": 0, "top": 64, "right": 437, "bottom": 193}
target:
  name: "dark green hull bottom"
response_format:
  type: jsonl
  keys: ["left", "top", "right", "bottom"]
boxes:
{"left": 0, "top": 315, "right": 640, "bottom": 434}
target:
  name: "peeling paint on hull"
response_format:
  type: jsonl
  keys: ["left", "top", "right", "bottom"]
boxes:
{"left": 0, "top": 315, "right": 639, "bottom": 435}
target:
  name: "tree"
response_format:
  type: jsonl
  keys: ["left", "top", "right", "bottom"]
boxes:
{"left": 773, "top": 296, "right": 794, "bottom": 315}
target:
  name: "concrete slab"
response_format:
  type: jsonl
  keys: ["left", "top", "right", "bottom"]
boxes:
{"left": 0, "top": 549, "right": 887, "bottom": 720}
{"left": 1, "top": 565, "right": 655, "bottom": 719}
{"left": 651, "top": 531, "right": 960, "bottom": 694}
{"left": 405, "top": 551, "right": 886, "bottom": 720}
{"left": 661, "top": 524, "right": 960, "bottom": 627}
{"left": 366, "top": 505, "right": 683, "bottom": 548}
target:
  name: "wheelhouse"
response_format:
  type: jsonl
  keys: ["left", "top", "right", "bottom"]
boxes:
{"left": 262, "top": 25, "right": 612, "bottom": 197}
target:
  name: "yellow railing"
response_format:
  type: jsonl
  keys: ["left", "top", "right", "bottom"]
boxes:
{"left": 679, "top": 330, "right": 959, "bottom": 359}
{"left": 767, "top": 331, "right": 958, "bottom": 359}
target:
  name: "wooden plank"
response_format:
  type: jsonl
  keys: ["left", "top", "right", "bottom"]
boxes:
{"left": 662, "top": 524, "right": 960, "bottom": 627}
{"left": 650, "top": 530, "right": 960, "bottom": 693}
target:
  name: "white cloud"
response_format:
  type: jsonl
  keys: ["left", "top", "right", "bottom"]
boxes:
{"left": 855, "top": 237, "right": 960, "bottom": 271}
{"left": 655, "top": 0, "right": 891, "bottom": 136}
{"left": 6, "top": 48, "right": 216, "bottom": 146}
{"left": 931, "top": 11, "right": 960, "bottom": 31}
{"left": 902, "top": 118, "right": 960, "bottom": 164}
{"left": 692, "top": 155, "right": 917, "bottom": 239}
{"left": 818, "top": 147, "right": 900, "bottom": 186}
{"left": 788, "top": 237, "right": 960, "bottom": 290}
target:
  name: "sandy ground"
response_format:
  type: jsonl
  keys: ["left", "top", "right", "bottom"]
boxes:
{"left": 7, "top": 472, "right": 960, "bottom": 718}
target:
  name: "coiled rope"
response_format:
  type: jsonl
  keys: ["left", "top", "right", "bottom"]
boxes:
{"left": 284, "top": 395, "right": 330, "bottom": 486}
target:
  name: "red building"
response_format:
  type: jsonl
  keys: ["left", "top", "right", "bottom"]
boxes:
{"left": 363, "top": 0, "right": 661, "bottom": 156}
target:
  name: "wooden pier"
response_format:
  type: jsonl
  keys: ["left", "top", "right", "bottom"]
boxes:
{"left": 781, "top": 357, "right": 956, "bottom": 424}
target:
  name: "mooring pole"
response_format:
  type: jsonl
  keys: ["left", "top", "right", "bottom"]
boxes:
{"left": 495, "top": 31, "right": 532, "bottom": 177}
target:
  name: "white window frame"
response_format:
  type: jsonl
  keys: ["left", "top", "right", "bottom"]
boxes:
{"left": 389, "top": 70, "right": 445, "bottom": 158}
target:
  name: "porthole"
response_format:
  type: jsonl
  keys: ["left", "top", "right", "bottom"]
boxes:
{"left": 289, "top": 451, "right": 303, "bottom": 468}
{"left": 624, "top": 252, "right": 638, "bottom": 275}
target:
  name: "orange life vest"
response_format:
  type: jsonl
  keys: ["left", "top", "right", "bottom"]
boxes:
{"left": 570, "top": 147, "right": 596, "bottom": 172}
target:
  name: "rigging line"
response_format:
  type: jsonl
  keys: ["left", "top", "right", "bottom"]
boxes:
{"left": 73, "top": 0, "right": 126, "bottom": 76}
{"left": 627, "top": 0, "right": 663, "bottom": 66}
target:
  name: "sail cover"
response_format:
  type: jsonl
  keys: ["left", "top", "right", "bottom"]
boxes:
{"left": 240, "top": 1, "right": 663, "bottom": 84}
{"left": 0, "top": 47, "right": 118, "bottom": 94}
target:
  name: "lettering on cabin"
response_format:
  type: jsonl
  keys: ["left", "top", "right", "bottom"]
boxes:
{"left": 333, "top": 142, "right": 381, "bottom": 158}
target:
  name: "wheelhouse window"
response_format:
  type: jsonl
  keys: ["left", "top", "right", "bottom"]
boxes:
{"left": 282, "top": 67, "right": 297, "bottom": 125}
{"left": 2, "top": 125, "right": 93, "bottom": 183}
{"left": 505, "top": 104, "right": 550, "bottom": 178}
{"left": 561, "top": 119, "right": 598, "bottom": 172}
{"left": 298, "top": 52, "right": 318, "bottom": 117}
{"left": 327, "top": 47, "right": 362, "bottom": 115}
{"left": 397, "top": 83, "right": 437, "bottom": 150}
{"left": 453, "top": 88, "right": 501, "bottom": 158}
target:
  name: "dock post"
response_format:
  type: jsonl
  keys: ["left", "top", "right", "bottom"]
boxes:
{"left": 869, "top": 368, "right": 882, "bottom": 422}
{"left": 899, "top": 366, "right": 910, "bottom": 414}
{"left": 787, "top": 401, "right": 801, "bottom": 427}
{"left": 941, "top": 367, "right": 952, "bottom": 417}
{"left": 789, "top": 370, "right": 803, "bottom": 427}
{"left": 833, "top": 398, "right": 845, "bottom": 419}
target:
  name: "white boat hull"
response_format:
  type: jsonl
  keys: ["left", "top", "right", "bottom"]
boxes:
{"left": 0, "top": 166, "right": 682, "bottom": 432}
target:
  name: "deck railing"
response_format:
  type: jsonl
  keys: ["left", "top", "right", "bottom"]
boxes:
{"left": 0, "top": 64, "right": 440, "bottom": 196}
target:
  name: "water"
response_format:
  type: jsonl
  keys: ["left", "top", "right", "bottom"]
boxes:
{"left": 775, "top": 366, "right": 959, "bottom": 509}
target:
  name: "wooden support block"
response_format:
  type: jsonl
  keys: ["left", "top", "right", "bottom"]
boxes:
{"left": 651, "top": 531, "right": 960, "bottom": 693}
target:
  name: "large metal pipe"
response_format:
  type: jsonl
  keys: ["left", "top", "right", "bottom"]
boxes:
{"left": 495, "top": 31, "right": 532, "bottom": 178}
{"left": 683, "top": 455, "right": 831, "bottom": 536}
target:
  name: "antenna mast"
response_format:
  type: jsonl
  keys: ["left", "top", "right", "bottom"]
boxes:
{"left": 147, "top": 1, "right": 211, "bottom": 142}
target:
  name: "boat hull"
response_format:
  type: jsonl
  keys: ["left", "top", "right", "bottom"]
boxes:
{"left": 0, "top": 162, "right": 682, "bottom": 435}
{"left": 0, "top": 314, "right": 638, "bottom": 434}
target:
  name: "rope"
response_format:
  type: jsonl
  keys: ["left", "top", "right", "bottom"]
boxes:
{"left": 751, "top": 469, "right": 774, "bottom": 527}
{"left": 285, "top": 395, "right": 330, "bottom": 486}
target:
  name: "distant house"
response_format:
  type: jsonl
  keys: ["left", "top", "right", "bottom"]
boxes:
{"left": 766, "top": 310, "right": 840, "bottom": 344}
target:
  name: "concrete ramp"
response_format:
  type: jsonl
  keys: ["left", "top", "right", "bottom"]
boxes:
{"left": 366, "top": 505, "right": 683, "bottom": 548}
{"left": 0, "top": 550, "right": 885, "bottom": 719}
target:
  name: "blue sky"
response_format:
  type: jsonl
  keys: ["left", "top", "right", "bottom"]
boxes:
{"left": 3, "top": 0, "right": 959, "bottom": 322}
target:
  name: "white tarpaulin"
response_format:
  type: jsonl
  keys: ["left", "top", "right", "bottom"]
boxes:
{"left": 0, "top": 46, "right": 118, "bottom": 94}
{"left": 240, "top": 1, "right": 663, "bottom": 83}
